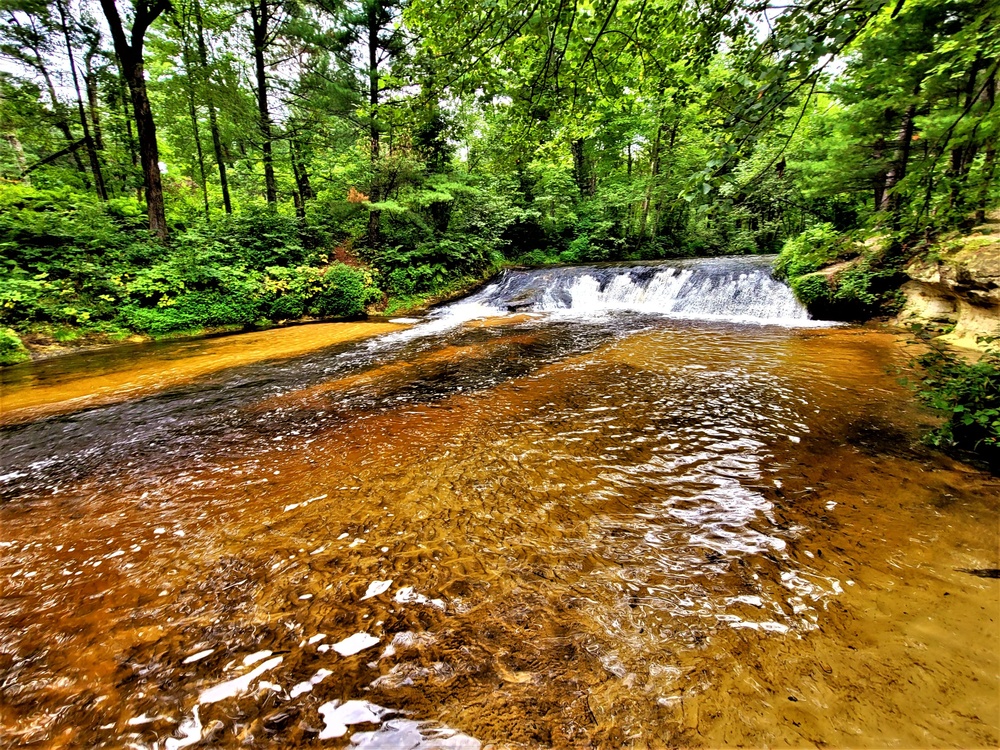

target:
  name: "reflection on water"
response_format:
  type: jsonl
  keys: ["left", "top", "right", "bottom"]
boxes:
{"left": 1, "top": 311, "right": 998, "bottom": 749}
{"left": 0, "top": 321, "right": 406, "bottom": 426}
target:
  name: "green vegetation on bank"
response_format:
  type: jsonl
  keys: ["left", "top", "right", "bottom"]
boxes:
{"left": 907, "top": 336, "right": 1000, "bottom": 470}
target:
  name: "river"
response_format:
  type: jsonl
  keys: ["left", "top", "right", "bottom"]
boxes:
{"left": 1, "top": 256, "right": 997, "bottom": 749}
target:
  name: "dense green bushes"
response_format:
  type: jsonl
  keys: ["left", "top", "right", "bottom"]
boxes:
{"left": 0, "top": 326, "right": 29, "bottom": 366}
{"left": 775, "top": 223, "right": 845, "bottom": 278}
{"left": 910, "top": 340, "right": 1000, "bottom": 470}
{"left": 0, "top": 185, "right": 381, "bottom": 347}
{"left": 776, "top": 224, "right": 905, "bottom": 320}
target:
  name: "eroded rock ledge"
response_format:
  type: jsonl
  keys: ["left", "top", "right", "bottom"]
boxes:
{"left": 894, "top": 228, "right": 1000, "bottom": 350}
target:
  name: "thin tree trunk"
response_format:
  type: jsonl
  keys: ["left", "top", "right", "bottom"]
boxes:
{"left": 250, "top": 0, "right": 277, "bottom": 205}
{"left": 118, "top": 73, "right": 140, "bottom": 197}
{"left": 179, "top": 17, "right": 210, "bottom": 220}
{"left": 194, "top": 0, "right": 231, "bottom": 213}
{"left": 82, "top": 31, "right": 106, "bottom": 153}
{"left": 100, "top": 0, "right": 169, "bottom": 240}
{"left": 975, "top": 72, "right": 997, "bottom": 224}
{"left": 366, "top": 1, "right": 381, "bottom": 247}
{"left": 639, "top": 119, "right": 664, "bottom": 239}
{"left": 571, "top": 138, "right": 593, "bottom": 196}
{"left": 948, "top": 56, "right": 984, "bottom": 210}
{"left": 872, "top": 135, "right": 886, "bottom": 209}
{"left": 55, "top": 0, "right": 107, "bottom": 200}
{"left": 290, "top": 137, "right": 313, "bottom": 202}
{"left": 880, "top": 98, "right": 918, "bottom": 222}
{"left": 648, "top": 119, "right": 681, "bottom": 238}
{"left": 975, "top": 143, "right": 996, "bottom": 224}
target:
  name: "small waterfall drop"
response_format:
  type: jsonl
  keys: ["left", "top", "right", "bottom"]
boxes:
{"left": 428, "top": 255, "right": 826, "bottom": 329}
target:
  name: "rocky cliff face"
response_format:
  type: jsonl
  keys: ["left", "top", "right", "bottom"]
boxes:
{"left": 894, "top": 224, "right": 1000, "bottom": 350}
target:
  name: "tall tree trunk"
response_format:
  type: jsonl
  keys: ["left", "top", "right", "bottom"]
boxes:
{"left": 83, "top": 63, "right": 110, "bottom": 197}
{"left": 250, "top": 0, "right": 277, "bottom": 205}
{"left": 975, "top": 72, "right": 997, "bottom": 224}
{"left": 100, "top": 0, "right": 169, "bottom": 241}
{"left": 571, "top": 138, "right": 594, "bottom": 196}
{"left": 290, "top": 137, "right": 313, "bottom": 202}
{"left": 975, "top": 143, "right": 996, "bottom": 224}
{"left": 82, "top": 31, "right": 106, "bottom": 152}
{"left": 179, "top": 18, "right": 210, "bottom": 220}
{"left": 290, "top": 143, "right": 304, "bottom": 219}
{"left": 118, "top": 73, "right": 140, "bottom": 197}
{"left": 880, "top": 98, "right": 918, "bottom": 222}
{"left": 55, "top": 0, "right": 107, "bottom": 200}
{"left": 949, "top": 56, "right": 984, "bottom": 211}
{"left": 872, "top": 135, "right": 886, "bottom": 210}
{"left": 366, "top": 0, "right": 381, "bottom": 247}
{"left": 194, "top": 0, "right": 231, "bottom": 213}
{"left": 639, "top": 119, "right": 664, "bottom": 239}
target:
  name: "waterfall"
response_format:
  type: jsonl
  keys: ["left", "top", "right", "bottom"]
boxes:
{"left": 432, "top": 255, "right": 825, "bottom": 327}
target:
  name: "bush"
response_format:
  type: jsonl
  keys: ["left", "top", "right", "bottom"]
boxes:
{"left": 790, "top": 273, "right": 832, "bottom": 307}
{"left": 310, "top": 264, "right": 380, "bottom": 318}
{"left": 207, "top": 209, "right": 307, "bottom": 268}
{"left": 261, "top": 264, "right": 380, "bottom": 321}
{"left": 0, "top": 327, "right": 29, "bottom": 366}
{"left": 774, "top": 223, "right": 846, "bottom": 279}
{"left": 514, "top": 248, "right": 562, "bottom": 266}
{"left": 910, "top": 340, "right": 1000, "bottom": 469}
{"left": 778, "top": 226, "right": 906, "bottom": 320}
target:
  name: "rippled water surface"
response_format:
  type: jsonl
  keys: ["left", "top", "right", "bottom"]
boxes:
{"left": 1, "top": 299, "right": 998, "bottom": 748}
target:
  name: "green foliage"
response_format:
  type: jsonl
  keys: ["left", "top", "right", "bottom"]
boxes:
{"left": 777, "top": 225, "right": 907, "bottom": 319}
{"left": 910, "top": 340, "right": 1000, "bottom": 468}
{"left": 775, "top": 223, "right": 846, "bottom": 279}
{"left": 0, "top": 184, "right": 380, "bottom": 344}
{"left": 0, "top": 327, "right": 29, "bottom": 366}
{"left": 2, "top": 0, "right": 997, "bottom": 349}
{"left": 789, "top": 273, "right": 832, "bottom": 307}
{"left": 307, "top": 264, "right": 381, "bottom": 318}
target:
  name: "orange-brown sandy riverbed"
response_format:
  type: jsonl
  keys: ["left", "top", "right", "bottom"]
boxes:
{"left": 1, "top": 312, "right": 996, "bottom": 749}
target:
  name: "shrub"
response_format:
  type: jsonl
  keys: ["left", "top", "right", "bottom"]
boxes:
{"left": 910, "top": 340, "right": 1000, "bottom": 469}
{"left": 775, "top": 223, "right": 847, "bottom": 279}
{"left": 210, "top": 209, "right": 307, "bottom": 268}
{"left": 0, "top": 327, "right": 29, "bottom": 366}
{"left": 789, "top": 273, "right": 832, "bottom": 307}
{"left": 515, "top": 248, "right": 562, "bottom": 266}
{"left": 120, "top": 289, "right": 262, "bottom": 335}
{"left": 261, "top": 264, "right": 380, "bottom": 320}
{"left": 310, "top": 264, "right": 380, "bottom": 318}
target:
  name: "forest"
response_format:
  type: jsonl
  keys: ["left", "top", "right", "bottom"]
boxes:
{"left": 3, "top": 2, "right": 1000, "bottom": 745}
{"left": 0, "top": 0, "right": 997, "bottom": 355}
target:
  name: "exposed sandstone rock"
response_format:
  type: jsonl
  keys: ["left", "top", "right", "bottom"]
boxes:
{"left": 894, "top": 233, "right": 1000, "bottom": 350}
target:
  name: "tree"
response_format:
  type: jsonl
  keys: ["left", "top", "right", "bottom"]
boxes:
{"left": 54, "top": 0, "right": 108, "bottom": 199}
{"left": 99, "top": 0, "right": 170, "bottom": 240}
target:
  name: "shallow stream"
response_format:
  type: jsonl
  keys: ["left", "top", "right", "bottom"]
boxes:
{"left": 1, "top": 258, "right": 997, "bottom": 748}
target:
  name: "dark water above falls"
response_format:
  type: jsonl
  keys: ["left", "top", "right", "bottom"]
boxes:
{"left": 1, "top": 257, "right": 998, "bottom": 749}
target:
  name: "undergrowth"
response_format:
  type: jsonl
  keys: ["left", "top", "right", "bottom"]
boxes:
{"left": 906, "top": 333, "right": 1000, "bottom": 471}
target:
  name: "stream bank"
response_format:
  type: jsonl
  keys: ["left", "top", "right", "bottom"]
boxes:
{"left": 893, "top": 221, "right": 1000, "bottom": 350}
